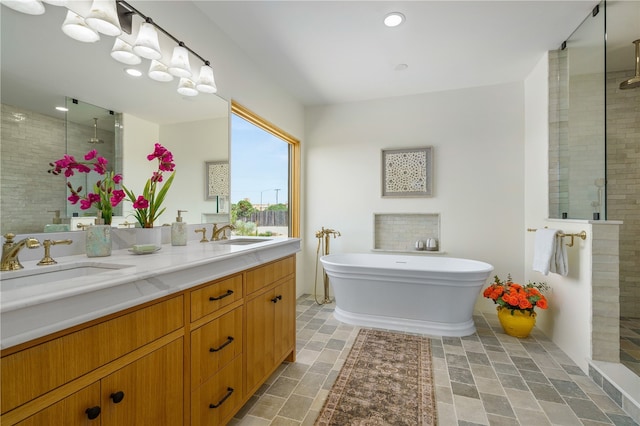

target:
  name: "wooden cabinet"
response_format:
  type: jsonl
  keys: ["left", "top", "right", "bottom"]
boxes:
{"left": 1, "top": 296, "right": 184, "bottom": 426}
{"left": 15, "top": 384, "right": 100, "bottom": 426}
{"left": 1, "top": 254, "right": 297, "bottom": 426}
{"left": 100, "top": 338, "right": 183, "bottom": 425}
{"left": 245, "top": 258, "right": 296, "bottom": 395}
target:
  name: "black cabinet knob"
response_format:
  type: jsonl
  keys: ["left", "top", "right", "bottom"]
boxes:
{"left": 110, "top": 391, "right": 125, "bottom": 404}
{"left": 85, "top": 406, "right": 101, "bottom": 420}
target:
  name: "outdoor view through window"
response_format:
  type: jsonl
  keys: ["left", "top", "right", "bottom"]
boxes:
{"left": 230, "top": 113, "right": 290, "bottom": 237}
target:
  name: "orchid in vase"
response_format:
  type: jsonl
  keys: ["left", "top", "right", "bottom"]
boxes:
{"left": 123, "top": 143, "right": 175, "bottom": 228}
{"left": 49, "top": 149, "right": 125, "bottom": 225}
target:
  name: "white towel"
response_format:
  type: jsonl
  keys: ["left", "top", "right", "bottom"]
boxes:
{"left": 532, "top": 228, "right": 560, "bottom": 276}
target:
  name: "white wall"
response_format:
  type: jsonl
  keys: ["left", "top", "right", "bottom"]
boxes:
{"left": 524, "top": 52, "right": 594, "bottom": 372}
{"left": 304, "top": 83, "right": 526, "bottom": 303}
{"left": 160, "top": 117, "right": 229, "bottom": 226}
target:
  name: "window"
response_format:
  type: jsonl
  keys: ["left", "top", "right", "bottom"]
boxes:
{"left": 230, "top": 101, "right": 300, "bottom": 237}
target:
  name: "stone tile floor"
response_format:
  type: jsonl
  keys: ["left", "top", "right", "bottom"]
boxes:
{"left": 229, "top": 295, "right": 638, "bottom": 425}
{"left": 620, "top": 316, "right": 640, "bottom": 377}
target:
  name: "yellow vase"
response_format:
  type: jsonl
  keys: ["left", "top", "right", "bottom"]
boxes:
{"left": 497, "top": 306, "right": 536, "bottom": 338}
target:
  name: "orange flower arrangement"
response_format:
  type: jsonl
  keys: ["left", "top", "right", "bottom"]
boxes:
{"left": 483, "top": 274, "right": 549, "bottom": 313}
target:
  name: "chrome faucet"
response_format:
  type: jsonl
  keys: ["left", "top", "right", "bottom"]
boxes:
{"left": 211, "top": 224, "right": 236, "bottom": 241}
{"left": 1, "top": 233, "right": 41, "bottom": 271}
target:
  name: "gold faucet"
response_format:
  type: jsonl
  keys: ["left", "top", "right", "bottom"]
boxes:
{"left": 195, "top": 227, "right": 208, "bottom": 243}
{"left": 1, "top": 233, "right": 41, "bottom": 271}
{"left": 37, "top": 239, "right": 73, "bottom": 266}
{"left": 211, "top": 224, "right": 236, "bottom": 241}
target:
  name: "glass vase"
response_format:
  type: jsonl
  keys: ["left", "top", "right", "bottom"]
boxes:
{"left": 135, "top": 227, "right": 162, "bottom": 247}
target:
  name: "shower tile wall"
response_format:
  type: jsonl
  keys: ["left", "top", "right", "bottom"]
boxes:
{"left": 606, "top": 70, "right": 640, "bottom": 318}
{"left": 374, "top": 213, "right": 439, "bottom": 251}
{"left": 1, "top": 104, "right": 66, "bottom": 234}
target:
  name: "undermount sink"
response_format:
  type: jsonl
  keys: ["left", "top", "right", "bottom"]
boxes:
{"left": 214, "top": 238, "right": 272, "bottom": 246}
{"left": 0, "top": 262, "right": 133, "bottom": 288}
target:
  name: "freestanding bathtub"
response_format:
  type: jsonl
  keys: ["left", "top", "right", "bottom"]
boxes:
{"left": 320, "top": 253, "right": 494, "bottom": 337}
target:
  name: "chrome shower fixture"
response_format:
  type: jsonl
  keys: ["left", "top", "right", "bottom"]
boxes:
{"left": 88, "top": 117, "right": 104, "bottom": 144}
{"left": 620, "top": 39, "right": 640, "bottom": 90}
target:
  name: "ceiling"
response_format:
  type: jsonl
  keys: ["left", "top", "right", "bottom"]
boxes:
{"left": 2, "top": 0, "right": 636, "bottom": 120}
{"left": 195, "top": 1, "right": 605, "bottom": 106}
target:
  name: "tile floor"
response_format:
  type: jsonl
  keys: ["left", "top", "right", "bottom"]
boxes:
{"left": 620, "top": 317, "right": 640, "bottom": 376}
{"left": 230, "top": 295, "right": 638, "bottom": 425}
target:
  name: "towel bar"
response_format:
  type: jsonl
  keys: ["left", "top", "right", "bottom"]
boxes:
{"left": 527, "top": 228, "right": 587, "bottom": 247}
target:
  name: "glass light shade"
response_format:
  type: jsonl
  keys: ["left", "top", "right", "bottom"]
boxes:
{"left": 148, "top": 60, "right": 174, "bottom": 82}
{"left": 1, "top": 0, "right": 45, "bottom": 15}
{"left": 61, "top": 10, "right": 100, "bottom": 43}
{"left": 177, "top": 78, "right": 198, "bottom": 97}
{"left": 133, "top": 22, "right": 162, "bottom": 60}
{"left": 41, "top": 0, "right": 66, "bottom": 5}
{"left": 85, "top": 0, "right": 121, "bottom": 36}
{"left": 196, "top": 65, "right": 217, "bottom": 93}
{"left": 110, "top": 38, "right": 141, "bottom": 65}
{"left": 168, "top": 45, "right": 192, "bottom": 78}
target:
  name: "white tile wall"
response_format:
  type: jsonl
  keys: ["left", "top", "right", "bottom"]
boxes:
{"left": 373, "top": 213, "right": 440, "bottom": 252}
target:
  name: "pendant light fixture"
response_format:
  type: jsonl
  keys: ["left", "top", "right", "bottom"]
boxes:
{"left": 3, "top": 0, "right": 219, "bottom": 98}
{"left": 1, "top": 0, "right": 45, "bottom": 15}
{"left": 168, "top": 43, "right": 192, "bottom": 78}
{"left": 61, "top": 9, "right": 100, "bottom": 43}
{"left": 177, "top": 78, "right": 198, "bottom": 96}
{"left": 196, "top": 63, "right": 217, "bottom": 93}
{"left": 133, "top": 19, "right": 162, "bottom": 60}
{"left": 110, "top": 38, "right": 141, "bottom": 65}
{"left": 148, "top": 60, "right": 174, "bottom": 82}
{"left": 85, "top": 0, "right": 121, "bottom": 36}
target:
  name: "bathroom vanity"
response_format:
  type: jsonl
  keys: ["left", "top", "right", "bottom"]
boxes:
{"left": 0, "top": 237, "right": 300, "bottom": 425}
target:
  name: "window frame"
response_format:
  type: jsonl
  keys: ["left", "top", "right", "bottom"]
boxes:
{"left": 230, "top": 101, "right": 300, "bottom": 238}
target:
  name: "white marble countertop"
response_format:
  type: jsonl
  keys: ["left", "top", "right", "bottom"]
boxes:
{"left": 0, "top": 237, "right": 301, "bottom": 349}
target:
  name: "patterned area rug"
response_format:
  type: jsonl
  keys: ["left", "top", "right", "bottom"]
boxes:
{"left": 315, "top": 328, "right": 437, "bottom": 426}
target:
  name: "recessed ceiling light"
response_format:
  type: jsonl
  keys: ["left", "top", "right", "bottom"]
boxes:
{"left": 384, "top": 12, "right": 405, "bottom": 28}
{"left": 55, "top": 106, "right": 69, "bottom": 112}
{"left": 125, "top": 68, "right": 142, "bottom": 77}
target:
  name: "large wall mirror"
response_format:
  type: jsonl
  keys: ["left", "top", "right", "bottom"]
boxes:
{"left": 0, "top": 3, "right": 229, "bottom": 235}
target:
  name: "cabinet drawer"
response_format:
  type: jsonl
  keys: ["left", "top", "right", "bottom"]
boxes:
{"left": 14, "top": 383, "right": 100, "bottom": 426}
{"left": 191, "top": 307, "right": 243, "bottom": 389}
{"left": 245, "top": 255, "right": 295, "bottom": 295}
{"left": 1, "top": 296, "right": 183, "bottom": 414}
{"left": 191, "top": 356, "right": 243, "bottom": 426}
{"left": 190, "top": 275, "right": 243, "bottom": 322}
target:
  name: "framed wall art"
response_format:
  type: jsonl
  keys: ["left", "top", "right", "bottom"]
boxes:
{"left": 205, "top": 161, "right": 229, "bottom": 200}
{"left": 381, "top": 147, "right": 433, "bottom": 197}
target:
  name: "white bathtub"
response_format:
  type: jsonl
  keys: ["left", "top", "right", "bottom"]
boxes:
{"left": 320, "top": 253, "right": 494, "bottom": 337}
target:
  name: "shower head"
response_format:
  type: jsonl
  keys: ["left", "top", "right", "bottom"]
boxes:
{"left": 88, "top": 118, "right": 104, "bottom": 144}
{"left": 619, "top": 39, "right": 640, "bottom": 90}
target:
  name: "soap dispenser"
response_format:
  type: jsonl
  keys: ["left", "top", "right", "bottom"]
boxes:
{"left": 171, "top": 210, "right": 188, "bottom": 246}
{"left": 44, "top": 210, "right": 70, "bottom": 232}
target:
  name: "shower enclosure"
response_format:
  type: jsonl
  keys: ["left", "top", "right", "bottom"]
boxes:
{"left": 549, "top": 0, "right": 640, "bottom": 376}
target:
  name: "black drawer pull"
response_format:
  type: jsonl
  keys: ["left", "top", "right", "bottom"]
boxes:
{"left": 271, "top": 295, "right": 282, "bottom": 303}
{"left": 85, "top": 406, "right": 101, "bottom": 420}
{"left": 209, "top": 290, "right": 234, "bottom": 301}
{"left": 210, "top": 336, "right": 234, "bottom": 352}
{"left": 110, "top": 391, "right": 125, "bottom": 404}
{"left": 209, "top": 387, "right": 234, "bottom": 409}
